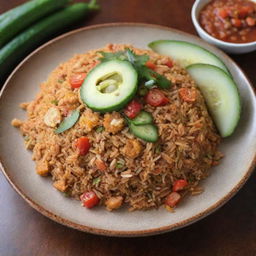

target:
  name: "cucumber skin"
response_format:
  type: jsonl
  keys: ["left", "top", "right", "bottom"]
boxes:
{"left": 130, "top": 123, "right": 159, "bottom": 143}
{"left": 80, "top": 60, "right": 138, "bottom": 113}
{"left": 131, "top": 111, "right": 153, "bottom": 125}
{"left": 0, "top": 3, "right": 98, "bottom": 80}
{"left": 148, "top": 40, "right": 230, "bottom": 75}
{"left": 84, "top": 91, "right": 137, "bottom": 113}
{"left": 0, "top": 0, "right": 70, "bottom": 48}
{"left": 186, "top": 63, "right": 241, "bottom": 137}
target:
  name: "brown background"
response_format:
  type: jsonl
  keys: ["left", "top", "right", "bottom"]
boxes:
{"left": 0, "top": 0, "right": 256, "bottom": 255}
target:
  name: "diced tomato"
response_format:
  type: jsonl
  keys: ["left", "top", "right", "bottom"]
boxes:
{"left": 69, "top": 73, "right": 87, "bottom": 89}
{"left": 76, "top": 137, "right": 90, "bottom": 156}
{"left": 95, "top": 159, "right": 107, "bottom": 171}
{"left": 231, "top": 18, "right": 242, "bottom": 28}
{"left": 243, "top": 5, "right": 254, "bottom": 14}
{"left": 217, "top": 8, "right": 229, "bottom": 19}
{"left": 246, "top": 17, "right": 256, "bottom": 26}
{"left": 80, "top": 191, "right": 99, "bottom": 208}
{"left": 124, "top": 100, "right": 142, "bottom": 119}
{"left": 173, "top": 179, "right": 188, "bottom": 192}
{"left": 145, "top": 89, "right": 169, "bottom": 107}
{"left": 179, "top": 88, "right": 196, "bottom": 102}
{"left": 145, "top": 61, "right": 156, "bottom": 70}
{"left": 238, "top": 7, "right": 249, "bottom": 18}
{"left": 165, "top": 192, "right": 181, "bottom": 207}
{"left": 164, "top": 59, "right": 173, "bottom": 68}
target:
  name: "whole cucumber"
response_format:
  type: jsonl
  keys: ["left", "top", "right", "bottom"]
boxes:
{"left": 0, "top": 0, "right": 71, "bottom": 48}
{"left": 0, "top": 1, "right": 99, "bottom": 80}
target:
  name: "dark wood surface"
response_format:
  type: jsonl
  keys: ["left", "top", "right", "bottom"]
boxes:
{"left": 0, "top": 1, "right": 256, "bottom": 255}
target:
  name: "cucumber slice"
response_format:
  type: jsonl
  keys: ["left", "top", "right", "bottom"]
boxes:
{"left": 80, "top": 60, "right": 138, "bottom": 112}
{"left": 55, "top": 109, "right": 80, "bottom": 134}
{"left": 132, "top": 111, "right": 153, "bottom": 125}
{"left": 186, "top": 64, "right": 241, "bottom": 137}
{"left": 148, "top": 40, "right": 229, "bottom": 74}
{"left": 0, "top": 3, "right": 99, "bottom": 79}
{"left": 130, "top": 123, "right": 158, "bottom": 142}
{"left": 0, "top": 0, "right": 70, "bottom": 48}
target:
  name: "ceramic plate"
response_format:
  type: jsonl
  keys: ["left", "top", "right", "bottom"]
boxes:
{"left": 0, "top": 23, "right": 256, "bottom": 237}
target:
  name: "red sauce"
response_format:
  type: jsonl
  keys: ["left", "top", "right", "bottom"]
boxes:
{"left": 199, "top": 0, "right": 256, "bottom": 43}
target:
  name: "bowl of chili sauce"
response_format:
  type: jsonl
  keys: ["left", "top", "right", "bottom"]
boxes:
{"left": 192, "top": 0, "right": 256, "bottom": 54}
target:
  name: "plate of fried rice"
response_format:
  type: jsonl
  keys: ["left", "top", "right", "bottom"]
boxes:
{"left": 0, "top": 23, "right": 256, "bottom": 236}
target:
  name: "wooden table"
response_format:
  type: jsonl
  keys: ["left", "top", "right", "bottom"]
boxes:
{"left": 1, "top": 1, "right": 256, "bottom": 255}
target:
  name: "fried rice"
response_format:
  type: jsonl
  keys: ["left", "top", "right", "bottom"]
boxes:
{"left": 11, "top": 44, "right": 222, "bottom": 211}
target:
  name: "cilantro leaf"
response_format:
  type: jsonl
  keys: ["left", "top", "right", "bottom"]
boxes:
{"left": 92, "top": 177, "right": 101, "bottom": 185}
{"left": 125, "top": 48, "right": 149, "bottom": 66}
{"left": 98, "top": 49, "right": 171, "bottom": 89}
{"left": 137, "top": 66, "right": 171, "bottom": 89}
{"left": 126, "top": 49, "right": 136, "bottom": 64}
{"left": 98, "top": 51, "right": 126, "bottom": 62}
{"left": 95, "top": 126, "right": 105, "bottom": 133}
{"left": 153, "top": 72, "right": 171, "bottom": 89}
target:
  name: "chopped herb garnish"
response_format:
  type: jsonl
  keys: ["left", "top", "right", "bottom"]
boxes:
{"left": 24, "top": 135, "right": 30, "bottom": 141}
{"left": 136, "top": 65, "right": 171, "bottom": 89}
{"left": 98, "top": 49, "right": 171, "bottom": 89}
{"left": 146, "top": 192, "right": 153, "bottom": 199}
{"left": 125, "top": 48, "right": 149, "bottom": 67}
{"left": 99, "top": 51, "right": 127, "bottom": 62}
{"left": 58, "top": 79, "right": 64, "bottom": 83}
{"left": 116, "top": 162, "right": 124, "bottom": 169}
{"left": 138, "top": 86, "right": 149, "bottom": 96}
{"left": 116, "top": 159, "right": 125, "bottom": 169}
{"left": 92, "top": 177, "right": 101, "bottom": 185}
{"left": 135, "top": 168, "right": 142, "bottom": 175}
{"left": 206, "top": 154, "right": 213, "bottom": 159}
{"left": 51, "top": 100, "right": 58, "bottom": 105}
{"left": 63, "top": 191, "right": 71, "bottom": 197}
{"left": 155, "top": 144, "right": 162, "bottom": 154}
{"left": 188, "top": 174, "right": 196, "bottom": 183}
{"left": 96, "top": 126, "right": 105, "bottom": 133}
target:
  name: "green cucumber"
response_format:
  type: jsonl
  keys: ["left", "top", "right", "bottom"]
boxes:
{"left": 80, "top": 60, "right": 138, "bottom": 112}
{"left": 130, "top": 123, "right": 159, "bottom": 143}
{"left": 131, "top": 111, "right": 153, "bottom": 125}
{"left": 0, "top": 0, "right": 70, "bottom": 48}
{"left": 0, "top": 2, "right": 99, "bottom": 79}
{"left": 55, "top": 109, "right": 80, "bottom": 134}
{"left": 186, "top": 64, "right": 241, "bottom": 137}
{"left": 148, "top": 40, "right": 229, "bottom": 74}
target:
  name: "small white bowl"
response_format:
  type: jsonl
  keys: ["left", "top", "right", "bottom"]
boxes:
{"left": 192, "top": 0, "right": 256, "bottom": 54}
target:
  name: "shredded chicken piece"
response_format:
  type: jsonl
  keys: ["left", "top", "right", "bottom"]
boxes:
{"left": 53, "top": 179, "right": 67, "bottom": 192}
{"left": 103, "top": 112, "right": 124, "bottom": 134}
{"left": 43, "top": 107, "right": 61, "bottom": 127}
{"left": 59, "top": 91, "right": 78, "bottom": 105}
{"left": 79, "top": 109, "right": 100, "bottom": 132}
{"left": 11, "top": 118, "right": 22, "bottom": 127}
{"left": 36, "top": 160, "right": 49, "bottom": 176}
{"left": 105, "top": 196, "right": 123, "bottom": 211}
{"left": 122, "top": 139, "right": 143, "bottom": 159}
